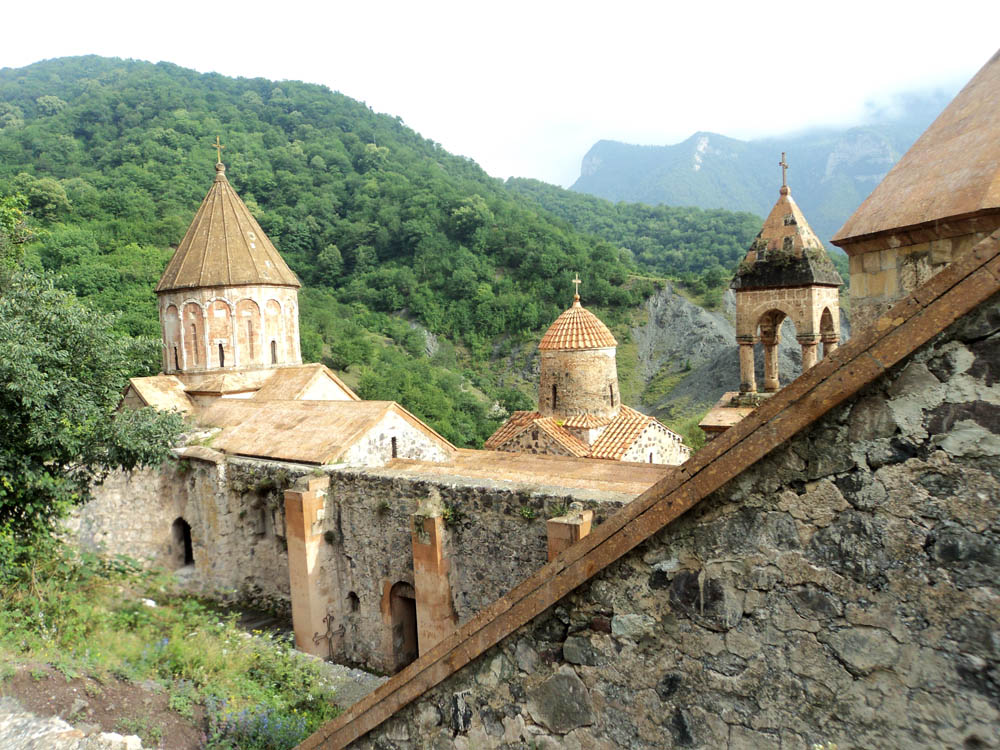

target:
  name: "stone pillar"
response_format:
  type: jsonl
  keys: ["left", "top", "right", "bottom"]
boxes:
{"left": 738, "top": 339, "right": 756, "bottom": 393}
{"left": 547, "top": 504, "right": 594, "bottom": 561}
{"left": 285, "top": 476, "right": 331, "bottom": 659}
{"left": 800, "top": 339, "right": 819, "bottom": 371}
{"left": 762, "top": 337, "right": 780, "bottom": 392}
{"left": 411, "top": 512, "right": 457, "bottom": 655}
{"left": 822, "top": 337, "right": 839, "bottom": 358}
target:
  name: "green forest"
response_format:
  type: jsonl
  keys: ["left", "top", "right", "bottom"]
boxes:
{"left": 0, "top": 56, "right": 759, "bottom": 447}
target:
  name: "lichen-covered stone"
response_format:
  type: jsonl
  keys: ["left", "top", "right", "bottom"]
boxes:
{"left": 526, "top": 667, "right": 594, "bottom": 734}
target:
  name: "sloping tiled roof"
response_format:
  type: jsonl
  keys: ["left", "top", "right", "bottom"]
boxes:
{"left": 561, "top": 413, "right": 614, "bottom": 429}
{"left": 125, "top": 375, "right": 195, "bottom": 414}
{"left": 196, "top": 399, "right": 454, "bottom": 464}
{"left": 533, "top": 417, "right": 590, "bottom": 457}
{"left": 538, "top": 295, "right": 618, "bottom": 351}
{"left": 587, "top": 405, "right": 654, "bottom": 460}
{"left": 303, "top": 227, "right": 1000, "bottom": 750}
{"left": 833, "top": 49, "right": 1000, "bottom": 244}
{"left": 252, "top": 363, "right": 359, "bottom": 401}
{"left": 156, "top": 163, "right": 301, "bottom": 292}
{"left": 483, "top": 410, "right": 539, "bottom": 450}
{"left": 731, "top": 185, "right": 842, "bottom": 290}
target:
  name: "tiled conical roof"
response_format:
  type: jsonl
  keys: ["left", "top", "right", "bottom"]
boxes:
{"left": 538, "top": 295, "right": 618, "bottom": 351}
{"left": 731, "top": 175, "right": 842, "bottom": 290}
{"left": 155, "top": 162, "right": 300, "bottom": 293}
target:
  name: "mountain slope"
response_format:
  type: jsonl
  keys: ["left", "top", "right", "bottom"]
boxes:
{"left": 570, "top": 91, "right": 952, "bottom": 245}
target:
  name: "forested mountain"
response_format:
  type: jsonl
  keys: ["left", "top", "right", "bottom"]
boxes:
{"left": 0, "top": 56, "right": 759, "bottom": 447}
{"left": 506, "top": 177, "right": 762, "bottom": 306}
{"left": 570, "top": 90, "right": 952, "bottom": 245}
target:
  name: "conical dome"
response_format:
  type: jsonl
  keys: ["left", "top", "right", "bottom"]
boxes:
{"left": 538, "top": 295, "right": 617, "bottom": 351}
{"left": 731, "top": 177, "right": 842, "bottom": 291}
{"left": 156, "top": 162, "right": 300, "bottom": 293}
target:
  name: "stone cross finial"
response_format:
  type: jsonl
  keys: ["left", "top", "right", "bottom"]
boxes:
{"left": 779, "top": 152, "right": 788, "bottom": 188}
{"left": 212, "top": 135, "right": 225, "bottom": 164}
{"left": 572, "top": 274, "right": 582, "bottom": 299}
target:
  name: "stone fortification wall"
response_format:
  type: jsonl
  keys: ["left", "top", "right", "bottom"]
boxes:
{"left": 315, "top": 467, "right": 625, "bottom": 672}
{"left": 73, "top": 456, "right": 312, "bottom": 612}
{"left": 78, "top": 452, "right": 627, "bottom": 673}
{"left": 353, "top": 294, "right": 1000, "bottom": 749}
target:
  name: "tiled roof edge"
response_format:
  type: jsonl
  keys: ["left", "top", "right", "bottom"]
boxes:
{"left": 299, "top": 229, "right": 1000, "bottom": 749}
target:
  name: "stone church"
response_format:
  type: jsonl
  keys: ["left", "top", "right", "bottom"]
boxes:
{"left": 485, "top": 286, "right": 689, "bottom": 464}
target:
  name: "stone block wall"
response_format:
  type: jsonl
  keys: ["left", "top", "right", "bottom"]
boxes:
{"left": 314, "top": 468, "right": 625, "bottom": 673}
{"left": 841, "top": 218, "right": 1000, "bottom": 330}
{"left": 539, "top": 348, "right": 619, "bottom": 419}
{"left": 353, "top": 294, "right": 1000, "bottom": 749}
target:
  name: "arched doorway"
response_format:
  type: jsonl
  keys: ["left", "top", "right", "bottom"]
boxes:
{"left": 171, "top": 517, "right": 194, "bottom": 568}
{"left": 389, "top": 581, "right": 418, "bottom": 672}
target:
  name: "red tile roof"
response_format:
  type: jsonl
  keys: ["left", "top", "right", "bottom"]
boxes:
{"left": 538, "top": 296, "right": 617, "bottom": 351}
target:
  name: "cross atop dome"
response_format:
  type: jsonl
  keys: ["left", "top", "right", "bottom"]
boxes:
{"left": 779, "top": 151, "right": 789, "bottom": 194}
{"left": 212, "top": 135, "right": 225, "bottom": 165}
{"left": 572, "top": 273, "right": 582, "bottom": 303}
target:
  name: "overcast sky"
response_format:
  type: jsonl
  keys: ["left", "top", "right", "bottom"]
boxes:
{"left": 3, "top": 1, "right": 998, "bottom": 186}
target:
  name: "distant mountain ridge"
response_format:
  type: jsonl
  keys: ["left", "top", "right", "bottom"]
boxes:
{"left": 570, "top": 91, "right": 954, "bottom": 245}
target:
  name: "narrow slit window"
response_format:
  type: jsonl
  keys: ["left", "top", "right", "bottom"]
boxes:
{"left": 391, "top": 436, "right": 398, "bottom": 459}
{"left": 247, "top": 320, "right": 254, "bottom": 359}
{"left": 271, "top": 340, "right": 278, "bottom": 364}
{"left": 191, "top": 324, "right": 198, "bottom": 360}
{"left": 551, "top": 384, "right": 557, "bottom": 409}
{"left": 173, "top": 346, "right": 179, "bottom": 370}
{"left": 609, "top": 383, "right": 615, "bottom": 406}
{"left": 649, "top": 453, "right": 653, "bottom": 463}
{"left": 218, "top": 343, "right": 225, "bottom": 367}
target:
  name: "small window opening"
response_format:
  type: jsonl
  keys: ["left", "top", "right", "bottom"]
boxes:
{"left": 649, "top": 453, "right": 654, "bottom": 463}
{"left": 609, "top": 383, "right": 615, "bottom": 406}
{"left": 218, "top": 343, "right": 225, "bottom": 367}
{"left": 347, "top": 591, "right": 360, "bottom": 613}
{"left": 551, "top": 384, "right": 558, "bottom": 409}
{"left": 391, "top": 436, "right": 398, "bottom": 459}
{"left": 172, "top": 517, "right": 194, "bottom": 567}
{"left": 271, "top": 340, "right": 278, "bottom": 364}
{"left": 173, "top": 346, "right": 179, "bottom": 370}
{"left": 531, "top": 430, "right": 539, "bottom": 441}
{"left": 191, "top": 324, "right": 198, "bottom": 359}
{"left": 247, "top": 320, "right": 254, "bottom": 359}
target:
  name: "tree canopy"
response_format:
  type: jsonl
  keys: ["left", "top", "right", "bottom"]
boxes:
{"left": 0, "top": 267, "right": 184, "bottom": 537}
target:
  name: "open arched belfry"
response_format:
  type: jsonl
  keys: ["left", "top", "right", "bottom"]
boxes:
{"left": 731, "top": 154, "right": 843, "bottom": 393}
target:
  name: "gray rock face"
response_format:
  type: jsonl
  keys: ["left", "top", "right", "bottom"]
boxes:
{"left": 526, "top": 667, "right": 594, "bottom": 734}
{"left": 0, "top": 698, "right": 143, "bottom": 750}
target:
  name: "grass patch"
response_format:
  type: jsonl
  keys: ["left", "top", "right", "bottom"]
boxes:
{"left": 0, "top": 534, "right": 339, "bottom": 749}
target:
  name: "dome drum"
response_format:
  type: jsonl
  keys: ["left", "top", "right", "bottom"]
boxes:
{"left": 538, "top": 347, "right": 620, "bottom": 420}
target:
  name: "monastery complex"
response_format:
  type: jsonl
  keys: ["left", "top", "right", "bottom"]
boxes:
{"left": 76, "top": 49, "right": 1000, "bottom": 749}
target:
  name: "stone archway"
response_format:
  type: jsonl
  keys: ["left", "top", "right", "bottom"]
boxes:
{"left": 389, "top": 581, "right": 419, "bottom": 672}
{"left": 820, "top": 307, "right": 839, "bottom": 358}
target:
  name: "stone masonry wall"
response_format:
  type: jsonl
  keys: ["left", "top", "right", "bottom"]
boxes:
{"left": 354, "top": 293, "right": 1000, "bottom": 749}
{"left": 78, "top": 453, "right": 628, "bottom": 673}
{"left": 315, "top": 468, "right": 625, "bottom": 673}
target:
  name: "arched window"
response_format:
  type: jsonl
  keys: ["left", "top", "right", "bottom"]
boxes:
{"left": 173, "top": 346, "right": 179, "bottom": 371}
{"left": 271, "top": 340, "right": 278, "bottom": 365}
{"left": 391, "top": 436, "right": 398, "bottom": 459}
{"left": 347, "top": 591, "right": 360, "bottom": 613}
{"left": 218, "top": 343, "right": 225, "bottom": 367}
{"left": 551, "top": 384, "right": 558, "bottom": 409}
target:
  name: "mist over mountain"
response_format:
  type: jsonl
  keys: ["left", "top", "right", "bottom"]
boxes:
{"left": 570, "top": 90, "right": 954, "bottom": 245}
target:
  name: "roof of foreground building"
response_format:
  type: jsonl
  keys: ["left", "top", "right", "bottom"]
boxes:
{"left": 155, "top": 162, "right": 301, "bottom": 293}
{"left": 833, "top": 49, "right": 1000, "bottom": 245}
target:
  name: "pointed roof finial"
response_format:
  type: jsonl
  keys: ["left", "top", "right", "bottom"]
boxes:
{"left": 572, "top": 273, "right": 582, "bottom": 304}
{"left": 212, "top": 135, "right": 225, "bottom": 165}
{"left": 779, "top": 152, "right": 789, "bottom": 194}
